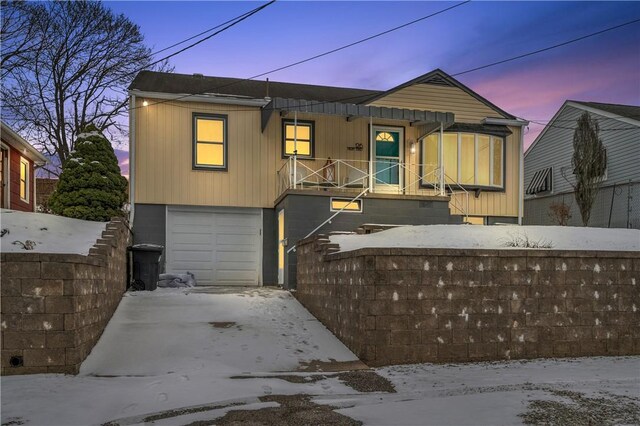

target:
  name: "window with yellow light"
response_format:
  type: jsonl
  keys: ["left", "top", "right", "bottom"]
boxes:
{"left": 282, "top": 120, "right": 314, "bottom": 158}
{"left": 193, "top": 114, "right": 227, "bottom": 170}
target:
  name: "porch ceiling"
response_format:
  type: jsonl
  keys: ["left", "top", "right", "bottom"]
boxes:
{"left": 261, "top": 97, "right": 455, "bottom": 132}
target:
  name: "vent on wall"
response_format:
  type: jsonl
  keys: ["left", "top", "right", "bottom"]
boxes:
{"left": 420, "top": 75, "right": 455, "bottom": 87}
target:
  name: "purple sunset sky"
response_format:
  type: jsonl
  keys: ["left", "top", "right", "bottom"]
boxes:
{"left": 107, "top": 1, "right": 640, "bottom": 176}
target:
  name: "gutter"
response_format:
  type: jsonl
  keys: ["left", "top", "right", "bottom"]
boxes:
{"left": 129, "top": 90, "right": 269, "bottom": 107}
{"left": 483, "top": 118, "right": 529, "bottom": 225}
{"left": 0, "top": 122, "right": 48, "bottom": 164}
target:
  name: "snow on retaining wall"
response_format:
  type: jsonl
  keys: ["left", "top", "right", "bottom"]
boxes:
{"left": 1, "top": 217, "right": 129, "bottom": 375}
{"left": 296, "top": 235, "right": 640, "bottom": 366}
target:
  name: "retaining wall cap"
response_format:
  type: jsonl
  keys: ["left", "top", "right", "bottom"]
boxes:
{"left": 323, "top": 247, "right": 640, "bottom": 260}
{"left": 2, "top": 253, "right": 41, "bottom": 262}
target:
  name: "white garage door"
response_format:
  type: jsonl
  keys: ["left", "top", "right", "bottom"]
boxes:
{"left": 166, "top": 206, "right": 261, "bottom": 286}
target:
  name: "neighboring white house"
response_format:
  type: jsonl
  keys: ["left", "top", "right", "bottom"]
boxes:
{"left": 524, "top": 101, "right": 640, "bottom": 228}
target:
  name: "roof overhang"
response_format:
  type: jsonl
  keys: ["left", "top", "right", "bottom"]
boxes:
{"left": 567, "top": 101, "right": 640, "bottom": 127}
{"left": 129, "top": 89, "right": 269, "bottom": 107}
{"left": 483, "top": 117, "right": 529, "bottom": 127}
{"left": 261, "top": 97, "right": 454, "bottom": 132}
{"left": 0, "top": 122, "right": 48, "bottom": 165}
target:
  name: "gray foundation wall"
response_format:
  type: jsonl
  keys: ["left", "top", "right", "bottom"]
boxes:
{"left": 525, "top": 182, "right": 639, "bottom": 229}
{"left": 277, "top": 194, "right": 460, "bottom": 289}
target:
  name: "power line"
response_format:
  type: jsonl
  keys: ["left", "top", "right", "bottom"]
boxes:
{"left": 150, "top": 7, "right": 265, "bottom": 57}
{"left": 144, "top": 1, "right": 276, "bottom": 70}
{"left": 525, "top": 119, "right": 637, "bottom": 131}
{"left": 451, "top": 18, "right": 640, "bottom": 77}
{"left": 128, "top": 1, "right": 471, "bottom": 112}
{"left": 128, "top": 12, "right": 640, "bottom": 134}
{"left": 71, "top": 1, "right": 276, "bottom": 101}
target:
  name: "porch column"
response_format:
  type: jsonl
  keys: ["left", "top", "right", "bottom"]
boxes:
{"left": 293, "top": 110, "right": 297, "bottom": 189}
{"left": 439, "top": 122, "right": 445, "bottom": 196}
{"left": 368, "top": 115, "right": 373, "bottom": 193}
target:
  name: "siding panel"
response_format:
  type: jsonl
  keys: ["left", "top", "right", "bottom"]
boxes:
{"left": 368, "top": 83, "right": 505, "bottom": 123}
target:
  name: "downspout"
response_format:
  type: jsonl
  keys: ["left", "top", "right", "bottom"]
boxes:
{"left": 33, "top": 165, "right": 37, "bottom": 212}
{"left": 439, "top": 122, "right": 445, "bottom": 196}
{"left": 129, "top": 94, "right": 136, "bottom": 226}
{"left": 518, "top": 125, "right": 525, "bottom": 225}
{"left": 368, "top": 115, "right": 373, "bottom": 193}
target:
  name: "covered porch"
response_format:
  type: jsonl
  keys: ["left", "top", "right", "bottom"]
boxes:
{"left": 264, "top": 97, "right": 468, "bottom": 215}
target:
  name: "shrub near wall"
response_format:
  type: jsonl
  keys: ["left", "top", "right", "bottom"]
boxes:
{"left": 1, "top": 218, "right": 129, "bottom": 375}
{"left": 296, "top": 236, "right": 640, "bottom": 366}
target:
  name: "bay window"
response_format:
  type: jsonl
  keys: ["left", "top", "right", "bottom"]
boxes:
{"left": 421, "top": 132, "right": 505, "bottom": 189}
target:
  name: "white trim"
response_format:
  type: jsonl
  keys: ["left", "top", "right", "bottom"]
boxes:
{"left": 1, "top": 143, "right": 9, "bottom": 208}
{"left": 19, "top": 156, "right": 29, "bottom": 203}
{"left": 518, "top": 125, "right": 525, "bottom": 225}
{"left": 0, "top": 122, "right": 48, "bottom": 164}
{"left": 329, "top": 197, "right": 363, "bottom": 213}
{"left": 567, "top": 101, "right": 640, "bottom": 127}
{"left": 129, "top": 90, "right": 269, "bottom": 107}
{"left": 483, "top": 118, "right": 529, "bottom": 127}
{"left": 129, "top": 94, "right": 136, "bottom": 225}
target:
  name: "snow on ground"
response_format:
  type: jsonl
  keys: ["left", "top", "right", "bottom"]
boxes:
{"left": 326, "top": 357, "right": 640, "bottom": 425}
{"left": 2, "top": 288, "right": 638, "bottom": 426}
{"left": 0, "top": 209, "right": 106, "bottom": 254}
{"left": 330, "top": 224, "right": 640, "bottom": 252}
{"left": 1, "top": 288, "right": 359, "bottom": 425}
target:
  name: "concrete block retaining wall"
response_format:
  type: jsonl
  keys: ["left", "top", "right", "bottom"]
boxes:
{"left": 1, "top": 218, "right": 129, "bottom": 375}
{"left": 296, "top": 236, "right": 640, "bottom": 366}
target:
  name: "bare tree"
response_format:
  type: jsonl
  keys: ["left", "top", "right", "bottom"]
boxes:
{"left": 0, "top": 1, "right": 49, "bottom": 79}
{"left": 570, "top": 112, "right": 607, "bottom": 226}
{"left": 1, "top": 0, "right": 169, "bottom": 173}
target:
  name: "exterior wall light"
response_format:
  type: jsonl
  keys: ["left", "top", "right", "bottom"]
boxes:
{"left": 410, "top": 140, "right": 416, "bottom": 154}
{"left": 142, "top": 100, "right": 149, "bottom": 107}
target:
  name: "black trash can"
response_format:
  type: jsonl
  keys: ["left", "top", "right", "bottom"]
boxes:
{"left": 130, "top": 244, "right": 164, "bottom": 291}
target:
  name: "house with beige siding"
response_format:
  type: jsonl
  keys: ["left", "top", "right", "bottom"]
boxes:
{"left": 128, "top": 69, "right": 528, "bottom": 288}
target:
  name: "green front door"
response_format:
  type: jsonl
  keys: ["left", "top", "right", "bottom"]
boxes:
{"left": 373, "top": 127, "right": 402, "bottom": 187}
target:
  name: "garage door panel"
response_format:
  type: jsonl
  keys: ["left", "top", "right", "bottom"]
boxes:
{"left": 166, "top": 207, "right": 261, "bottom": 286}
{"left": 216, "top": 270, "right": 258, "bottom": 281}
{"left": 216, "top": 234, "right": 257, "bottom": 245}
{"left": 216, "top": 214, "right": 258, "bottom": 226}
{"left": 216, "top": 251, "right": 257, "bottom": 262}
{"left": 172, "top": 250, "right": 214, "bottom": 262}
{"left": 171, "top": 213, "right": 216, "bottom": 226}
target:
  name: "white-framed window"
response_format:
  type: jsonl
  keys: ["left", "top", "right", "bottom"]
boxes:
{"left": 19, "top": 157, "right": 29, "bottom": 202}
{"left": 421, "top": 132, "right": 505, "bottom": 189}
{"left": 193, "top": 113, "right": 227, "bottom": 170}
{"left": 330, "top": 197, "right": 362, "bottom": 213}
{"left": 282, "top": 120, "right": 314, "bottom": 158}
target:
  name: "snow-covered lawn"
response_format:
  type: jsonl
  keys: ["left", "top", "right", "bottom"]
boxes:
{"left": 0, "top": 209, "right": 107, "bottom": 254}
{"left": 330, "top": 224, "right": 640, "bottom": 252}
{"left": 2, "top": 288, "right": 638, "bottom": 425}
